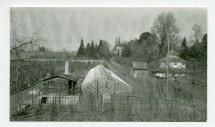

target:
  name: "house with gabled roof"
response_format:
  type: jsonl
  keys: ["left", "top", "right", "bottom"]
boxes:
{"left": 10, "top": 60, "right": 81, "bottom": 115}
{"left": 150, "top": 49, "right": 187, "bottom": 79}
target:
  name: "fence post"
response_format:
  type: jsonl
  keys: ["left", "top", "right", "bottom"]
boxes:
{"left": 96, "top": 80, "right": 99, "bottom": 121}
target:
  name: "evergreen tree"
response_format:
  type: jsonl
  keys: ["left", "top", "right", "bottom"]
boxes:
{"left": 122, "top": 44, "right": 131, "bottom": 57}
{"left": 186, "top": 34, "right": 207, "bottom": 61}
{"left": 94, "top": 43, "right": 98, "bottom": 58}
{"left": 202, "top": 34, "right": 207, "bottom": 44}
{"left": 38, "top": 46, "right": 46, "bottom": 52}
{"left": 97, "top": 40, "right": 103, "bottom": 58}
{"left": 202, "top": 34, "right": 207, "bottom": 61}
{"left": 76, "top": 38, "right": 85, "bottom": 58}
{"left": 181, "top": 37, "right": 188, "bottom": 48}
{"left": 85, "top": 43, "right": 91, "bottom": 58}
{"left": 180, "top": 37, "right": 188, "bottom": 60}
{"left": 97, "top": 40, "right": 111, "bottom": 59}
{"left": 90, "top": 40, "right": 96, "bottom": 58}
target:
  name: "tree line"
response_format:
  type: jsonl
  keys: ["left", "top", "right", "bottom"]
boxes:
{"left": 75, "top": 11, "right": 207, "bottom": 65}
{"left": 76, "top": 39, "right": 111, "bottom": 59}
{"left": 120, "top": 12, "right": 207, "bottom": 64}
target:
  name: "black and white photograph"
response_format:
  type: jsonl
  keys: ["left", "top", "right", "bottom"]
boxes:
{"left": 8, "top": 7, "right": 207, "bottom": 122}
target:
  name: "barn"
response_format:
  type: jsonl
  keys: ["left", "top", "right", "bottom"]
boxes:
{"left": 130, "top": 62, "right": 149, "bottom": 79}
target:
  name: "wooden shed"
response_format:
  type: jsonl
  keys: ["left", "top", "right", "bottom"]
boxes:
{"left": 30, "top": 74, "right": 80, "bottom": 105}
{"left": 131, "top": 62, "right": 149, "bottom": 79}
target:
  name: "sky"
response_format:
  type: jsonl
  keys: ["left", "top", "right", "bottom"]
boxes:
{"left": 11, "top": 7, "right": 207, "bottom": 51}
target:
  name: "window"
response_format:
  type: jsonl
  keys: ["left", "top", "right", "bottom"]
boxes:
{"left": 28, "top": 89, "right": 39, "bottom": 95}
{"left": 41, "top": 97, "right": 48, "bottom": 104}
{"left": 182, "top": 64, "right": 186, "bottom": 68}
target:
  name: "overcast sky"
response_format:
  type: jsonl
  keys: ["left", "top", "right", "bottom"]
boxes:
{"left": 11, "top": 7, "right": 207, "bottom": 51}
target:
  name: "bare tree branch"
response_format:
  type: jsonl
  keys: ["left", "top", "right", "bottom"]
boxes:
{"left": 190, "top": 24, "right": 203, "bottom": 43}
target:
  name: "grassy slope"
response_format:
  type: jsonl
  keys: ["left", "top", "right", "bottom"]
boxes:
{"left": 107, "top": 59, "right": 207, "bottom": 121}
{"left": 10, "top": 59, "right": 207, "bottom": 121}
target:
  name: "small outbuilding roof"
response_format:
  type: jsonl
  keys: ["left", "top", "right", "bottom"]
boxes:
{"left": 40, "top": 74, "right": 79, "bottom": 82}
{"left": 167, "top": 49, "right": 179, "bottom": 56}
{"left": 131, "top": 62, "right": 148, "bottom": 70}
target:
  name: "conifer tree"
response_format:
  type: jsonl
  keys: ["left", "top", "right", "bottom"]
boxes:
{"left": 90, "top": 40, "right": 95, "bottom": 58}
{"left": 180, "top": 37, "right": 188, "bottom": 60}
{"left": 76, "top": 38, "right": 85, "bottom": 58}
{"left": 85, "top": 43, "right": 91, "bottom": 58}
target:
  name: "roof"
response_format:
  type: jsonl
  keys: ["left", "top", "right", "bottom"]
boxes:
{"left": 159, "top": 57, "right": 186, "bottom": 63}
{"left": 131, "top": 62, "right": 148, "bottom": 70}
{"left": 82, "top": 65, "right": 132, "bottom": 94}
{"left": 149, "top": 56, "right": 187, "bottom": 74}
{"left": 167, "top": 49, "right": 179, "bottom": 56}
{"left": 40, "top": 74, "right": 79, "bottom": 82}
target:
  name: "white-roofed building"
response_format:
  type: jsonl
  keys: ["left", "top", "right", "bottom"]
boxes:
{"left": 81, "top": 65, "right": 132, "bottom": 94}
{"left": 81, "top": 65, "right": 132, "bottom": 109}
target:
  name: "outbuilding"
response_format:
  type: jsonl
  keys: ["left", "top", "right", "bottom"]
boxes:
{"left": 130, "top": 62, "right": 149, "bottom": 79}
{"left": 81, "top": 65, "right": 132, "bottom": 109}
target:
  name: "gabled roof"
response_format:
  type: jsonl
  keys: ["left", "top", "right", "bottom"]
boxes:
{"left": 40, "top": 74, "right": 79, "bottom": 82}
{"left": 149, "top": 57, "right": 187, "bottom": 73}
{"left": 82, "top": 65, "right": 132, "bottom": 94}
{"left": 159, "top": 57, "right": 186, "bottom": 63}
{"left": 131, "top": 62, "right": 148, "bottom": 70}
{"left": 167, "top": 49, "right": 179, "bottom": 56}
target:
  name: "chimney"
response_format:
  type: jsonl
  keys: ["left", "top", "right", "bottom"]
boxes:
{"left": 65, "top": 60, "right": 69, "bottom": 75}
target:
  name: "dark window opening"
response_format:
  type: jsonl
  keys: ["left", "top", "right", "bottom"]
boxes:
{"left": 41, "top": 97, "right": 48, "bottom": 104}
{"left": 68, "top": 80, "right": 77, "bottom": 95}
{"left": 68, "top": 80, "right": 72, "bottom": 95}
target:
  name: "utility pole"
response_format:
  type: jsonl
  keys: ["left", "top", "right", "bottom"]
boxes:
{"left": 96, "top": 80, "right": 99, "bottom": 121}
{"left": 167, "top": 32, "right": 170, "bottom": 99}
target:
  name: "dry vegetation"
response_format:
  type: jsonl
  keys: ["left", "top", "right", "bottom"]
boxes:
{"left": 11, "top": 60, "right": 206, "bottom": 121}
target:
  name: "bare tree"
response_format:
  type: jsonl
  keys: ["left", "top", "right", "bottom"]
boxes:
{"left": 11, "top": 31, "right": 42, "bottom": 54}
{"left": 10, "top": 10, "right": 44, "bottom": 93}
{"left": 151, "top": 12, "right": 179, "bottom": 55}
{"left": 151, "top": 12, "right": 180, "bottom": 99}
{"left": 190, "top": 24, "right": 203, "bottom": 43}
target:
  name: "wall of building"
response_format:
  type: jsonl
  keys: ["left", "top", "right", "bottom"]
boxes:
{"left": 132, "top": 70, "right": 149, "bottom": 79}
{"left": 113, "top": 46, "right": 123, "bottom": 56}
{"left": 10, "top": 77, "right": 79, "bottom": 116}
{"left": 160, "top": 62, "right": 186, "bottom": 69}
{"left": 155, "top": 73, "right": 185, "bottom": 78}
